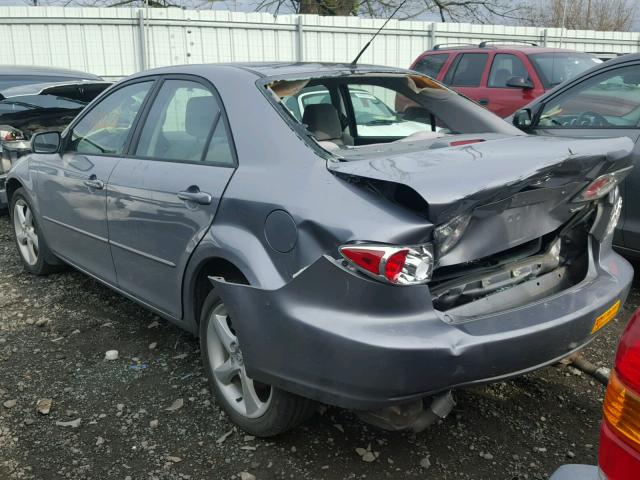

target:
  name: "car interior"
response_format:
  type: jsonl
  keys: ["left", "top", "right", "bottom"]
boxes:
{"left": 268, "top": 75, "right": 453, "bottom": 150}
{"left": 538, "top": 66, "right": 640, "bottom": 128}
{"left": 266, "top": 73, "right": 521, "bottom": 153}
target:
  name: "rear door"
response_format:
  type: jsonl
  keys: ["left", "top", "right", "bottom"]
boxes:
{"left": 486, "top": 53, "right": 542, "bottom": 117}
{"left": 532, "top": 62, "right": 640, "bottom": 251}
{"left": 106, "top": 76, "right": 236, "bottom": 318}
{"left": 443, "top": 52, "right": 490, "bottom": 108}
{"left": 36, "top": 80, "right": 154, "bottom": 283}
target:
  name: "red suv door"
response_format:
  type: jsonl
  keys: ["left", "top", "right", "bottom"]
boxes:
{"left": 442, "top": 52, "right": 491, "bottom": 108}
{"left": 485, "top": 52, "right": 543, "bottom": 117}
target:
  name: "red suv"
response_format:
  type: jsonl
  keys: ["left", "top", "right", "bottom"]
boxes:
{"left": 409, "top": 42, "right": 602, "bottom": 117}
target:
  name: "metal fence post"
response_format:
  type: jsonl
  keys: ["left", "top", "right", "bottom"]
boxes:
{"left": 296, "top": 16, "right": 304, "bottom": 62}
{"left": 542, "top": 28, "right": 548, "bottom": 47}
{"left": 137, "top": 9, "right": 147, "bottom": 71}
{"left": 429, "top": 22, "right": 436, "bottom": 50}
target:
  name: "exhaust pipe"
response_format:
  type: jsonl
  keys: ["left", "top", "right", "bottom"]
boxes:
{"left": 357, "top": 391, "right": 456, "bottom": 433}
{"left": 562, "top": 352, "right": 611, "bottom": 386}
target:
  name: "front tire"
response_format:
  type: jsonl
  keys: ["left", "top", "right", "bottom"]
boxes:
{"left": 10, "top": 188, "right": 58, "bottom": 275}
{"left": 199, "top": 290, "right": 315, "bottom": 436}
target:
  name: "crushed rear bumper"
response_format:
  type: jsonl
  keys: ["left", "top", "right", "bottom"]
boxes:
{"left": 211, "top": 239, "right": 632, "bottom": 410}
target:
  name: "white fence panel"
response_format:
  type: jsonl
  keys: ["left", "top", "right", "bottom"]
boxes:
{"left": 1, "top": 6, "right": 639, "bottom": 80}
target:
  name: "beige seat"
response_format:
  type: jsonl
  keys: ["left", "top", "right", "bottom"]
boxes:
{"left": 302, "top": 103, "right": 353, "bottom": 149}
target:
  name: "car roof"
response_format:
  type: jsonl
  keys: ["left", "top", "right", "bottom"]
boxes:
{"left": 0, "top": 65, "right": 102, "bottom": 80}
{"left": 134, "top": 62, "right": 413, "bottom": 80}
{"left": 425, "top": 46, "right": 593, "bottom": 55}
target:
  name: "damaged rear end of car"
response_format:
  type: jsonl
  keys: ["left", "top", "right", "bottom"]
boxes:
{"left": 207, "top": 65, "right": 634, "bottom": 432}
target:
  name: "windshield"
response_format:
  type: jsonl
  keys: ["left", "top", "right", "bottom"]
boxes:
{"left": 264, "top": 72, "right": 521, "bottom": 154}
{"left": 0, "top": 94, "right": 86, "bottom": 114}
{"left": 529, "top": 53, "right": 602, "bottom": 89}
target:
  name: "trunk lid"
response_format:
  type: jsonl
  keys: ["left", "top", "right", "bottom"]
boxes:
{"left": 329, "top": 135, "right": 633, "bottom": 265}
{"left": 329, "top": 135, "right": 632, "bottom": 224}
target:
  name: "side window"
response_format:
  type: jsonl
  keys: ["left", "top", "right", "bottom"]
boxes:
{"left": 449, "top": 53, "right": 488, "bottom": 87}
{"left": 538, "top": 65, "right": 640, "bottom": 129}
{"left": 488, "top": 54, "right": 529, "bottom": 87}
{"left": 204, "top": 119, "right": 234, "bottom": 166}
{"left": 68, "top": 81, "right": 152, "bottom": 155}
{"left": 135, "top": 79, "right": 221, "bottom": 163}
{"left": 413, "top": 54, "right": 449, "bottom": 78}
{"left": 347, "top": 85, "right": 437, "bottom": 138}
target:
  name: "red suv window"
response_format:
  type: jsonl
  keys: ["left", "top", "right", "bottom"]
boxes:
{"left": 446, "top": 53, "right": 488, "bottom": 87}
{"left": 488, "top": 54, "right": 529, "bottom": 87}
{"left": 413, "top": 54, "right": 449, "bottom": 78}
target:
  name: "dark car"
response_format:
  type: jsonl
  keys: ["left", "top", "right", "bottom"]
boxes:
{"left": 550, "top": 308, "right": 640, "bottom": 480}
{"left": 510, "top": 53, "right": 640, "bottom": 258}
{"left": 408, "top": 42, "right": 601, "bottom": 117}
{"left": 5, "top": 63, "right": 634, "bottom": 437}
{"left": 0, "top": 66, "right": 106, "bottom": 210}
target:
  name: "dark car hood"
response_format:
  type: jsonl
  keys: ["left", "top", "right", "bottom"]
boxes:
{"left": 328, "top": 134, "right": 633, "bottom": 225}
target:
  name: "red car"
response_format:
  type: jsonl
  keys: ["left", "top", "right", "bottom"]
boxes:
{"left": 409, "top": 42, "right": 602, "bottom": 117}
{"left": 551, "top": 307, "right": 640, "bottom": 480}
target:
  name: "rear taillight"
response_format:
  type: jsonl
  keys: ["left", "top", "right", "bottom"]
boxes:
{"left": 603, "top": 371, "right": 640, "bottom": 454}
{"left": 339, "top": 244, "right": 433, "bottom": 285}
{"left": 615, "top": 309, "right": 640, "bottom": 393}
{"left": 574, "top": 168, "right": 632, "bottom": 202}
{"left": 601, "top": 308, "right": 640, "bottom": 468}
{"left": 0, "top": 125, "right": 24, "bottom": 142}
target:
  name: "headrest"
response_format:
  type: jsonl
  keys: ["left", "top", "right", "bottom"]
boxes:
{"left": 302, "top": 103, "right": 342, "bottom": 141}
{"left": 186, "top": 96, "right": 216, "bottom": 138}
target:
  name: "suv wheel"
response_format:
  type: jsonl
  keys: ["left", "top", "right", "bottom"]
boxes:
{"left": 11, "top": 188, "right": 58, "bottom": 275}
{"left": 199, "top": 290, "right": 315, "bottom": 436}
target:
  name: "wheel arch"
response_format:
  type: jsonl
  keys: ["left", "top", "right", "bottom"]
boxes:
{"left": 5, "top": 178, "right": 24, "bottom": 209}
{"left": 184, "top": 253, "right": 251, "bottom": 335}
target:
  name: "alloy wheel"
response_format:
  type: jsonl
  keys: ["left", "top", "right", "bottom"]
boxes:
{"left": 206, "top": 303, "right": 272, "bottom": 419}
{"left": 13, "top": 199, "right": 39, "bottom": 266}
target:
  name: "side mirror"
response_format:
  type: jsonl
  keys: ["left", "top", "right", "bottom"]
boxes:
{"left": 513, "top": 109, "right": 533, "bottom": 130}
{"left": 31, "top": 131, "right": 61, "bottom": 154}
{"left": 506, "top": 76, "right": 534, "bottom": 89}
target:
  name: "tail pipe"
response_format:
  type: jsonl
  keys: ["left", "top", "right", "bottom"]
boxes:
{"left": 563, "top": 352, "right": 611, "bottom": 386}
{"left": 356, "top": 391, "right": 456, "bottom": 433}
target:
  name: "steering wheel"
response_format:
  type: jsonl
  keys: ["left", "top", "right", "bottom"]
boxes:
{"left": 577, "top": 111, "right": 609, "bottom": 127}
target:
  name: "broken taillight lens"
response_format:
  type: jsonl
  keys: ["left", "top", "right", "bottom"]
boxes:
{"left": 574, "top": 168, "right": 632, "bottom": 202}
{"left": 433, "top": 213, "right": 472, "bottom": 257}
{"left": 339, "top": 244, "right": 433, "bottom": 285}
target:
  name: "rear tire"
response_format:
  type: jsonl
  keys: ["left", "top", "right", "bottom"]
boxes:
{"left": 10, "top": 188, "right": 60, "bottom": 275}
{"left": 199, "top": 289, "right": 316, "bottom": 436}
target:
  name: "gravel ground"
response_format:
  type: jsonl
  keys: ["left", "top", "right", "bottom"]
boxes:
{"left": 1, "top": 213, "right": 639, "bottom": 480}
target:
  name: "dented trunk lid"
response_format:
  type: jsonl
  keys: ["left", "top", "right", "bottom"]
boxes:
{"left": 329, "top": 135, "right": 633, "bottom": 265}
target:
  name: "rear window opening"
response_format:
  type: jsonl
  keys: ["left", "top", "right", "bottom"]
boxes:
{"left": 262, "top": 72, "right": 521, "bottom": 155}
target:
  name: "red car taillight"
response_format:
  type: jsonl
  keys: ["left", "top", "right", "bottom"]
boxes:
{"left": 339, "top": 244, "right": 433, "bottom": 285}
{"left": 599, "top": 308, "right": 640, "bottom": 479}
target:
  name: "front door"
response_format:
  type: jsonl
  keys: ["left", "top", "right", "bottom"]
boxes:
{"left": 37, "top": 80, "right": 154, "bottom": 282}
{"left": 106, "top": 78, "right": 236, "bottom": 318}
{"left": 532, "top": 63, "right": 640, "bottom": 250}
{"left": 485, "top": 53, "right": 541, "bottom": 117}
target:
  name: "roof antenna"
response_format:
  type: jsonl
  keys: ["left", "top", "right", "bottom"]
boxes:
{"left": 351, "top": 0, "right": 408, "bottom": 66}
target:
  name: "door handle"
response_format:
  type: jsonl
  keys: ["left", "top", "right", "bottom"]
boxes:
{"left": 478, "top": 98, "right": 489, "bottom": 106}
{"left": 84, "top": 176, "right": 104, "bottom": 190}
{"left": 177, "top": 187, "right": 212, "bottom": 205}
